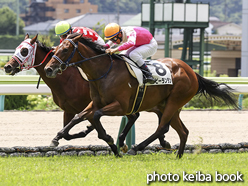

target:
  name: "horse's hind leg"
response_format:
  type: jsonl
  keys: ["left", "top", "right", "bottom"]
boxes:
{"left": 170, "top": 110, "right": 189, "bottom": 158}
{"left": 155, "top": 111, "right": 171, "bottom": 149}
{"left": 127, "top": 108, "right": 188, "bottom": 158}
{"left": 127, "top": 100, "right": 182, "bottom": 156}
{"left": 119, "top": 111, "right": 171, "bottom": 153}
{"left": 118, "top": 113, "right": 140, "bottom": 153}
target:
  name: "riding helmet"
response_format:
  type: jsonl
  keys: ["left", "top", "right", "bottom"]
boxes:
{"left": 104, "top": 23, "right": 122, "bottom": 40}
{"left": 55, "top": 21, "right": 71, "bottom": 36}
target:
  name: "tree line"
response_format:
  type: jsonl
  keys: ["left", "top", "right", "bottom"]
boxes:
{"left": 191, "top": 0, "right": 242, "bottom": 24}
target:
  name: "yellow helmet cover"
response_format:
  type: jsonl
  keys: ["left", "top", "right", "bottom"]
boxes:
{"left": 55, "top": 21, "right": 71, "bottom": 36}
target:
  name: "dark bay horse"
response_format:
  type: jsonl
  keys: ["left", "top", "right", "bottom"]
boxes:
{"left": 4, "top": 34, "right": 169, "bottom": 151}
{"left": 4, "top": 34, "right": 94, "bottom": 142}
{"left": 44, "top": 33, "right": 238, "bottom": 158}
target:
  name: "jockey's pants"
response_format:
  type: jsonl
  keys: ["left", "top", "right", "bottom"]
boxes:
{"left": 120, "top": 38, "right": 158, "bottom": 67}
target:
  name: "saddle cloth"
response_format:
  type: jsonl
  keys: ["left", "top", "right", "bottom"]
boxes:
{"left": 123, "top": 56, "right": 173, "bottom": 87}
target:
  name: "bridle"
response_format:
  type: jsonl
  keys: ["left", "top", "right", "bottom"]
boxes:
{"left": 52, "top": 38, "right": 113, "bottom": 81}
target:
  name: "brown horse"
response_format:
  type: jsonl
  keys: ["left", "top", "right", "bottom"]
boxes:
{"left": 4, "top": 34, "right": 169, "bottom": 150}
{"left": 44, "top": 33, "right": 238, "bottom": 158}
{"left": 4, "top": 34, "right": 95, "bottom": 141}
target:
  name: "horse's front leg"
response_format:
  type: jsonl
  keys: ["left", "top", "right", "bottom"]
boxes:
{"left": 118, "top": 112, "right": 140, "bottom": 153}
{"left": 63, "top": 124, "right": 95, "bottom": 141}
{"left": 50, "top": 102, "right": 95, "bottom": 147}
{"left": 92, "top": 101, "right": 125, "bottom": 157}
{"left": 61, "top": 111, "right": 95, "bottom": 141}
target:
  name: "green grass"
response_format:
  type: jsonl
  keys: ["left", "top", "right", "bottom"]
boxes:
{"left": 0, "top": 153, "right": 247, "bottom": 185}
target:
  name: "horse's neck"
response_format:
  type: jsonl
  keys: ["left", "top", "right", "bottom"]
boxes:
{"left": 34, "top": 47, "right": 50, "bottom": 79}
{"left": 78, "top": 44, "right": 115, "bottom": 81}
{"left": 34, "top": 47, "right": 68, "bottom": 89}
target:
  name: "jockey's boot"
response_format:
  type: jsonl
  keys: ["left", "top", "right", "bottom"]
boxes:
{"left": 140, "top": 64, "right": 156, "bottom": 84}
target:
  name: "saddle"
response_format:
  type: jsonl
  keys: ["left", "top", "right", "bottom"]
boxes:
{"left": 121, "top": 56, "right": 173, "bottom": 87}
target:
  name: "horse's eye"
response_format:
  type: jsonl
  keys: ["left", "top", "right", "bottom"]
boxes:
{"left": 21, "top": 48, "right": 28, "bottom": 57}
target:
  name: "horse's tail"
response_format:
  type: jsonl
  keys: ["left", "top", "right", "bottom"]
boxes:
{"left": 195, "top": 73, "right": 239, "bottom": 109}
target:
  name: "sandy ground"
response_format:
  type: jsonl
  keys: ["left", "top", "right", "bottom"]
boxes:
{"left": 0, "top": 110, "right": 247, "bottom": 147}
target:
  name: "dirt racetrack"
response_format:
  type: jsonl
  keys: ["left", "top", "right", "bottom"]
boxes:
{"left": 0, "top": 110, "right": 247, "bottom": 147}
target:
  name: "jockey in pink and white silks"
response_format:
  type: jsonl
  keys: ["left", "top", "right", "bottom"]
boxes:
{"left": 104, "top": 23, "right": 158, "bottom": 84}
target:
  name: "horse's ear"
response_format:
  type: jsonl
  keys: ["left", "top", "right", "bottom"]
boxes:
{"left": 25, "top": 33, "right": 29, "bottom": 40}
{"left": 30, "top": 34, "right": 38, "bottom": 45}
{"left": 72, "top": 34, "right": 82, "bottom": 43}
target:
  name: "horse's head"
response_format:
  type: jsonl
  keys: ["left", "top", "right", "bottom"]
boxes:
{"left": 44, "top": 34, "right": 82, "bottom": 78}
{"left": 4, "top": 34, "right": 38, "bottom": 75}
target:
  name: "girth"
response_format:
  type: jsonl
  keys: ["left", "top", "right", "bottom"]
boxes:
{"left": 126, "top": 85, "right": 147, "bottom": 115}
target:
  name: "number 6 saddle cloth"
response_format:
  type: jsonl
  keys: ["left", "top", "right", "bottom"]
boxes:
{"left": 122, "top": 56, "right": 173, "bottom": 87}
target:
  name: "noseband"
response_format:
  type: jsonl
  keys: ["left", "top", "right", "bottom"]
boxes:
{"left": 52, "top": 39, "right": 80, "bottom": 72}
{"left": 52, "top": 39, "right": 113, "bottom": 81}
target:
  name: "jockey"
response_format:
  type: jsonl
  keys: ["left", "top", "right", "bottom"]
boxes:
{"left": 55, "top": 21, "right": 105, "bottom": 45}
{"left": 104, "top": 23, "right": 157, "bottom": 84}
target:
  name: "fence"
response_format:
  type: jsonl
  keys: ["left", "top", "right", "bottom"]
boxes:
{"left": 0, "top": 75, "right": 248, "bottom": 150}
{"left": 0, "top": 50, "right": 14, "bottom": 66}
{"left": 0, "top": 75, "right": 51, "bottom": 111}
{"left": 0, "top": 49, "right": 15, "bottom": 56}
{"left": 1, "top": 76, "right": 248, "bottom": 111}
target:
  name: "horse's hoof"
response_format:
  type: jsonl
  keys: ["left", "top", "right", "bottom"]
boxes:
{"left": 127, "top": 149, "right": 137, "bottom": 155}
{"left": 176, "top": 153, "right": 183, "bottom": 159}
{"left": 164, "top": 141, "right": 171, "bottom": 149}
{"left": 160, "top": 140, "right": 171, "bottom": 149}
{"left": 120, "top": 144, "right": 128, "bottom": 153}
{"left": 50, "top": 140, "right": 59, "bottom": 147}
{"left": 115, "top": 153, "right": 122, "bottom": 158}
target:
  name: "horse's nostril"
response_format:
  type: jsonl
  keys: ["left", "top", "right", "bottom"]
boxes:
{"left": 4, "top": 65, "right": 12, "bottom": 73}
{"left": 46, "top": 67, "right": 53, "bottom": 73}
{"left": 4, "top": 65, "right": 11, "bottom": 70}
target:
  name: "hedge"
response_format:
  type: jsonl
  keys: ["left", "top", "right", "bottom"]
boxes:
{"left": 4, "top": 93, "right": 245, "bottom": 111}
{"left": 0, "top": 35, "right": 60, "bottom": 49}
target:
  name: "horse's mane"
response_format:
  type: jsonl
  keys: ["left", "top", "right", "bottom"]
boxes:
{"left": 67, "top": 33, "right": 106, "bottom": 54}
{"left": 36, "top": 40, "right": 54, "bottom": 57}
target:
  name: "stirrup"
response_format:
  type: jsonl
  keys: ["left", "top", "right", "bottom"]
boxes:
{"left": 144, "top": 76, "right": 156, "bottom": 84}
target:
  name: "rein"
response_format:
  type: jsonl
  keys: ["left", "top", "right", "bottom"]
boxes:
{"left": 52, "top": 39, "right": 113, "bottom": 81}
{"left": 32, "top": 49, "right": 53, "bottom": 68}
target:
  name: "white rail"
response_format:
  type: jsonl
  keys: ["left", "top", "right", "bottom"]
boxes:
{"left": 225, "top": 84, "right": 248, "bottom": 94}
{"left": 0, "top": 84, "right": 247, "bottom": 95}
{"left": 0, "top": 84, "right": 51, "bottom": 95}
{"left": 0, "top": 82, "right": 247, "bottom": 111}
